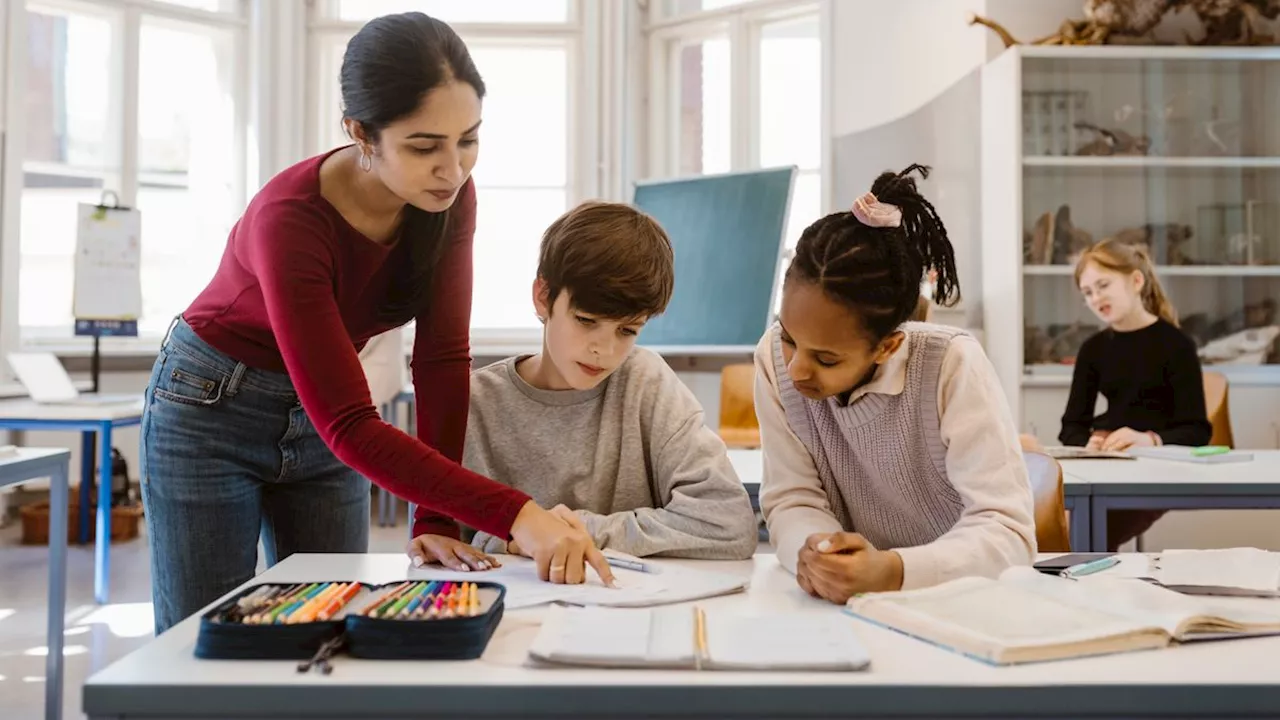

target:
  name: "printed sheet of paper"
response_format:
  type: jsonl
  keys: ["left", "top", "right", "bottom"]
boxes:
{"left": 74, "top": 204, "right": 142, "bottom": 321}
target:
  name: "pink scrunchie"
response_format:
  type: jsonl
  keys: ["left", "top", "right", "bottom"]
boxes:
{"left": 851, "top": 192, "right": 902, "bottom": 228}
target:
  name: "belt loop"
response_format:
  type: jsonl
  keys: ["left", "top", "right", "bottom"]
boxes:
{"left": 226, "top": 362, "right": 248, "bottom": 397}
{"left": 160, "top": 315, "right": 180, "bottom": 350}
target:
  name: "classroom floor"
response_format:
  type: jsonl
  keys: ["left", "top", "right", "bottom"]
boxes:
{"left": 0, "top": 504, "right": 419, "bottom": 720}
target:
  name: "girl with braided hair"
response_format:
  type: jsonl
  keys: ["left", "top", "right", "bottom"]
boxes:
{"left": 753, "top": 164, "right": 1036, "bottom": 604}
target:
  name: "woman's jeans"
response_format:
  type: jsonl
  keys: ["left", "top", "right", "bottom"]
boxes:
{"left": 141, "top": 318, "right": 369, "bottom": 634}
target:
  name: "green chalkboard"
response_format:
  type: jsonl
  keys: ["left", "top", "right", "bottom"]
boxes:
{"left": 632, "top": 166, "right": 796, "bottom": 351}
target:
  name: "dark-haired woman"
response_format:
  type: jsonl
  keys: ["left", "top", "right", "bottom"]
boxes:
{"left": 753, "top": 165, "right": 1036, "bottom": 606}
{"left": 141, "top": 12, "right": 612, "bottom": 634}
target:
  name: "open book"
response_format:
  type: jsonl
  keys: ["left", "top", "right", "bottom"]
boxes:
{"left": 1085, "top": 549, "right": 1280, "bottom": 597}
{"left": 844, "top": 566, "right": 1280, "bottom": 665}
{"left": 529, "top": 605, "right": 871, "bottom": 671}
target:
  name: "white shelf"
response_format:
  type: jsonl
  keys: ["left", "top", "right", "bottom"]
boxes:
{"left": 1017, "top": 45, "right": 1280, "bottom": 61}
{"left": 1024, "top": 265, "right": 1280, "bottom": 277}
{"left": 1023, "top": 156, "right": 1280, "bottom": 169}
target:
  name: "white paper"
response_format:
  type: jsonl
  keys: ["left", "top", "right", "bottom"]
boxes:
{"left": 406, "top": 555, "right": 748, "bottom": 609}
{"left": 74, "top": 203, "right": 142, "bottom": 321}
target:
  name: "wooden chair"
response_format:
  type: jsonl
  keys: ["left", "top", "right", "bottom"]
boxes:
{"left": 1022, "top": 450, "right": 1071, "bottom": 552}
{"left": 718, "top": 363, "right": 761, "bottom": 448}
{"left": 1202, "top": 370, "right": 1234, "bottom": 448}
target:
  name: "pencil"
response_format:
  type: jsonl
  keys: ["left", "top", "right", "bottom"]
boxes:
{"left": 363, "top": 581, "right": 413, "bottom": 617}
{"left": 468, "top": 582, "right": 480, "bottom": 617}
{"left": 289, "top": 582, "right": 349, "bottom": 624}
{"left": 399, "top": 581, "right": 438, "bottom": 619}
{"left": 692, "top": 605, "right": 708, "bottom": 671}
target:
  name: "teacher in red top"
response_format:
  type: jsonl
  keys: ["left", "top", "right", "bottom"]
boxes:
{"left": 140, "top": 12, "right": 612, "bottom": 635}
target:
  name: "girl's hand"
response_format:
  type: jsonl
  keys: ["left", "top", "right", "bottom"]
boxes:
{"left": 795, "top": 533, "right": 903, "bottom": 604}
{"left": 1086, "top": 431, "right": 1107, "bottom": 451}
{"left": 1101, "top": 427, "right": 1156, "bottom": 451}
{"left": 406, "top": 534, "right": 500, "bottom": 572}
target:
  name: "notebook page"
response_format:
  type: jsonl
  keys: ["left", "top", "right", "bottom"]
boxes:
{"left": 528, "top": 606, "right": 655, "bottom": 664}
{"left": 1156, "top": 549, "right": 1280, "bottom": 596}
{"left": 705, "top": 614, "right": 869, "bottom": 670}
{"left": 848, "top": 576, "right": 1154, "bottom": 653}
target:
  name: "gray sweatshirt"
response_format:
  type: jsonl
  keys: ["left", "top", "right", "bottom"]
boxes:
{"left": 464, "top": 348, "right": 758, "bottom": 559}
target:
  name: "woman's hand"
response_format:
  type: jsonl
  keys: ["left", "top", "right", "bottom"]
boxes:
{"left": 510, "top": 501, "right": 615, "bottom": 586}
{"left": 795, "top": 532, "right": 903, "bottom": 604}
{"left": 1101, "top": 427, "right": 1157, "bottom": 451}
{"left": 405, "top": 534, "right": 500, "bottom": 572}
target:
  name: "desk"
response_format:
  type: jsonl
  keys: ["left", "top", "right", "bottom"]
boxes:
{"left": 1, "top": 447, "right": 72, "bottom": 720}
{"left": 1061, "top": 452, "right": 1280, "bottom": 552}
{"left": 0, "top": 399, "right": 144, "bottom": 603}
{"left": 84, "top": 552, "right": 1280, "bottom": 719}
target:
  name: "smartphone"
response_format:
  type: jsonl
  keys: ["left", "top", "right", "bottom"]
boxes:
{"left": 1032, "top": 552, "right": 1115, "bottom": 575}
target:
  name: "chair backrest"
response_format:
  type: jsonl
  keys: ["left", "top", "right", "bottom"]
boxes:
{"left": 1202, "top": 370, "right": 1234, "bottom": 448}
{"left": 718, "top": 363, "right": 760, "bottom": 448}
{"left": 1022, "top": 450, "right": 1070, "bottom": 553}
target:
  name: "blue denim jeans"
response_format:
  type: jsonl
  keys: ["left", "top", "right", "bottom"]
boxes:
{"left": 140, "top": 318, "right": 369, "bottom": 634}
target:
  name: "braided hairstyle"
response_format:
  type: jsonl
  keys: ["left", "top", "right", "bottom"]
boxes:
{"left": 785, "top": 164, "right": 960, "bottom": 343}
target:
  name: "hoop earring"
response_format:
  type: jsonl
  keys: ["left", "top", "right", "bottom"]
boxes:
{"left": 359, "top": 151, "right": 373, "bottom": 173}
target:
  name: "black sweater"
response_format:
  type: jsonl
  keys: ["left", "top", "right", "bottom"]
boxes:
{"left": 1059, "top": 319, "right": 1212, "bottom": 447}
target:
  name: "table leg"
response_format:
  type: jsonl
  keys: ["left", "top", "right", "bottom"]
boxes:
{"left": 1090, "top": 495, "right": 1110, "bottom": 553}
{"left": 1066, "top": 497, "right": 1092, "bottom": 552}
{"left": 95, "top": 425, "right": 113, "bottom": 604}
{"left": 79, "top": 432, "right": 95, "bottom": 544}
{"left": 46, "top": 460, "right": 69, "bottom": 720}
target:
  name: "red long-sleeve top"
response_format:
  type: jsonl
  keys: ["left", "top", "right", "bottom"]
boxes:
{"left": 184, "top": 149, "right": 530, "bottom": 539}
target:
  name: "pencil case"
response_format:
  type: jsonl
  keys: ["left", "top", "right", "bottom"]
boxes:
{"left": 194, "top": 580, "right": 506, "bottom": 668}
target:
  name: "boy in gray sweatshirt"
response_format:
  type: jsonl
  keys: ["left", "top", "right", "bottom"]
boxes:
{"left": 447, "top": 201, "right": 757, "bottom": 560}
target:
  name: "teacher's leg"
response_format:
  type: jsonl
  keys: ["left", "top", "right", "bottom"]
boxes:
{"left": 140, "top": 353, "right": 267, "bottom": 635}
{"left": 260, "top": 403, "right": 370, "bottom": 566}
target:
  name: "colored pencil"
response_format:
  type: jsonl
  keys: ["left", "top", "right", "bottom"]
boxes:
{"left": 316, "top": 582, "right": 363, "bottom": 621}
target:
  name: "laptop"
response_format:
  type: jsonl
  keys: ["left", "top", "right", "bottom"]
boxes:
{"left": 6, "top": 352, "right": 140, "bottom": 406}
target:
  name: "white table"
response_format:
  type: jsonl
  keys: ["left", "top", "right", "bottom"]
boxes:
{"left": 1061, "top": 451, "right": 1280, "bottom": 551}
{"left": 0, "top": 447, "right": 72, "bottom": 720}
{"left": 83, "top": 552, "right": 1280, "bottom": 719}
{"left": 0, "top": 398, "right": 144, "bottom": 603}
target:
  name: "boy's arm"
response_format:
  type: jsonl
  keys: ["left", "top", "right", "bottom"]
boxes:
{"left": 893, "top": 335, "right": 1037, "bottom": 590}
{"left": 753, "top": 332, "right": 843, "bottom": 574}
{"left": 574, "top": 372, "right": 758, "bottom": 560}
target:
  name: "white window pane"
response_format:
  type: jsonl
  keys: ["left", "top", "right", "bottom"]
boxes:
{"left": 25, "top": 10, "right": 116, "bottom": 171}
{"left": 786, "top": 171, "right": 820, "bottom": 250}
{"left": 315, "top": 38, "right": 349, "bottom": 153}
{"left": 664, "top": 0, "right": 751, "bottom": 17}
{"left": 471, "top": 188, "right": 566, "bottom": 329}
{"left": 337, "top": 1, "right": 568, "bottom": 23}
{"left": 468, "top": 45, "right": 567, "bottom": 187}
{"left": 149, "top": 0, "right": 239, "bottom": 12}
{"left": 675, "top": 37, "right": 729, "bottom": 176}
{"left": 19, "top": 183, "right": 105, "bottom": 329}
{"left": 759, "top": 15, "right": 820, "bottom": 170}
{"left": 137, "top": 20, "right": 238, "bottom": 334}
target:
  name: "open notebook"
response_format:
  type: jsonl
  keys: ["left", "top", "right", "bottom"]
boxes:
{"left": 844, "top": 566, "right": 1280, "bottom": 665}
{"left": 1042, "top": 446, "right": 1132, "bottom": 460}
{"left": 529, "top": 605, "right": 871, "bottom": 671}
{"left": 1085, "top": 548, "right": 1280, "bottom": 597}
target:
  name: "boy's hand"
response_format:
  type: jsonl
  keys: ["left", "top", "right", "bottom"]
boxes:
{"left": 406, "top": 534, "right": 499, "bottom": 572}
{"left": 795, "top": 532, "right": 903, "bottom": 604}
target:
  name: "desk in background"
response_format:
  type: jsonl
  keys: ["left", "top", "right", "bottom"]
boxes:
{"left": 1061, "top": 451, "right": 1280, "bottom": 552}
{"left": 1, "top": 447, "right": 72, "bottom": 720}
{"left": 0, "top": 399, "right": 144, "bottom": 603}
{"left": 84, "top": 552, "right": 1280, "bottom": 719}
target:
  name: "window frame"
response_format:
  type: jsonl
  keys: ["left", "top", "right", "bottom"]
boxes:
{"left": 0, "top": 0, "right": 250, "bottom": 364}
{"left": 305, "top": 0, "right": 590, "bottom": 351}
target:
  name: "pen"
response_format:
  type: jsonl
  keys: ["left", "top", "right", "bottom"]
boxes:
{"left": 605, "top": 556, "right": 655, "bottom": 574}
{"left": 1062, "top": 555, "right": 1120, "bottom": 579}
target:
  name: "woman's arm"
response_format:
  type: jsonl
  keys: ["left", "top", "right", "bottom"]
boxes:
{"left": 243, "top": 190, "right": 530, "bottom": 540}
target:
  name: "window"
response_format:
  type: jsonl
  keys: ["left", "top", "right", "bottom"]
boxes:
{"left": 308, "top": 1, "right": 581, "bottom": 333}
{"left": 10, "top": 0, "right": 246, "bottom": 344}
{"left": 647, "top": 1, "right": 822, "bottom": 308}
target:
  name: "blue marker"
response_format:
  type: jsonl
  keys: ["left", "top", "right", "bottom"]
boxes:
{"left": 1062, "top": 555, "right": 1120, "bottom": 579}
